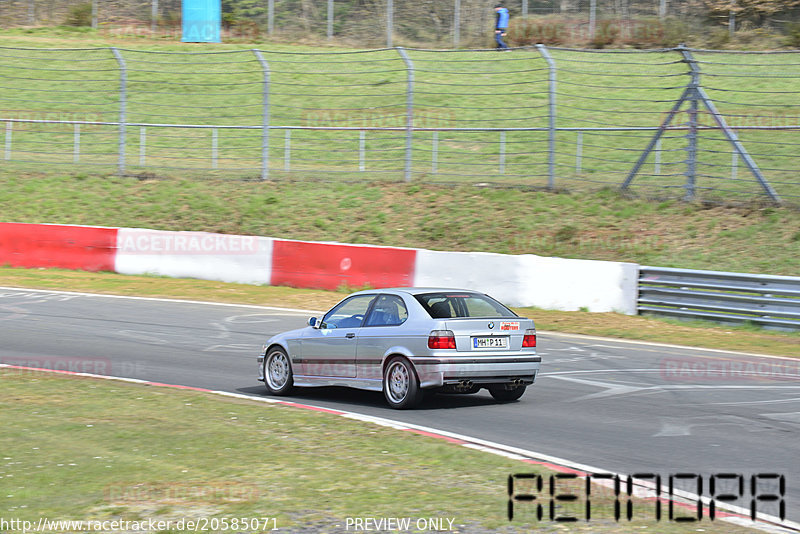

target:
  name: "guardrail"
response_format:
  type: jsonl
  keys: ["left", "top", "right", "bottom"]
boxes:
{"left": 638, "top": 266, "right": 800, "bottom": 330}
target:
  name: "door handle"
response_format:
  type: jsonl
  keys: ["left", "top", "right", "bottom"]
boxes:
{"left": 346, "top": 332, "right": 356, "bottom": 339}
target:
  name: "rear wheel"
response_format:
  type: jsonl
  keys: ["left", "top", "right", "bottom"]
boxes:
{"left": 264, "top": 347, "right": 294, "bottom": 396}
{"left": 383, "top": 357, "right": 422, "bottom": 409}
{"left": 489, "top": 385, "right": 526, "bottom": 402}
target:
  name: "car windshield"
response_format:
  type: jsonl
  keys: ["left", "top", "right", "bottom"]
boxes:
{"left": 415, "top": 292, "right": 517, "bottom": 319}
{"left": 322, "top": 294, "right": 376, "bottom": 328}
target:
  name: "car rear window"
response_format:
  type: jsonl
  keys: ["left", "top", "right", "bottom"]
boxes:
{"left": 415, "top": 292, "right": 518, "bottom": 319}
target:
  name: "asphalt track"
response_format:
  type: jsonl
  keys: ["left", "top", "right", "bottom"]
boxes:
{"left": 1, "top": 287, "right": 798, "bottom": 527}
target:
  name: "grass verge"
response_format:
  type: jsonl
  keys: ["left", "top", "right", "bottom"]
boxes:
{"left": 2, "top": 176, "right": 799, "bottom": 276}
{"left": 0, "top": 370, "right": 761, "bottom": 533}
{"left": 1, "top": 266, "right": 797, "bottom": 358}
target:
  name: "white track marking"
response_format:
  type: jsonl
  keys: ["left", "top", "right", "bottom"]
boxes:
{"left": 0, "top": 286, "right": 321, "bottom": 315}
{"left": 541, "top": 330, "right": 798, "bottom": 362}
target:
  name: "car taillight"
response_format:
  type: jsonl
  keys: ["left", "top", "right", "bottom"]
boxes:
{"left": 522, "top": 329, "right": 537, "bottom": 348}
{"left": 428, "top": 330, "right": 456, "bottom": 349}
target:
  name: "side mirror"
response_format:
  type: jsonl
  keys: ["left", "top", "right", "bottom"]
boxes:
{"left": 308, "top": 317, "right": 319, "bottom": 328}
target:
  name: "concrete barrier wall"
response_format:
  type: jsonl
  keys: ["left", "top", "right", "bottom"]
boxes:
{"left": 115, "top": 228, "right": 273, "bottom": 285}
{"left": 271, "top": 239, "right": 416, "bottom": 291}
{"left": 519, "top": 256, "right": 639, "bottom": 314}
{"left": 0, "top": 223, "right": 639, "bottom": 314}
{"left": 0, "top": 222, "right": 117, "bottom": 271}
{"left": 414, "top": 249, "right": 638, "bottom": 314}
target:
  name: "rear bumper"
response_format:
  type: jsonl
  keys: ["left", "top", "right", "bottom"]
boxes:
{"left": 409, "top": 354, "right": 540, "bottom": 389}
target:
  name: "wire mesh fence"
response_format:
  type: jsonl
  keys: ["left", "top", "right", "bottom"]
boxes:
{"left": 0, "top": 0, "right": 744, "bottom": 48}
{"left": 0, "top": 44, "right": 798, "bottom": 204}
{"left": 0, "top": 0, "right": 162, "bottom": 28}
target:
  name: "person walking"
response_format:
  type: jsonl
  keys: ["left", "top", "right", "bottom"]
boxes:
{"left": 494, "top": 3, "right": 510, "bottom": 49}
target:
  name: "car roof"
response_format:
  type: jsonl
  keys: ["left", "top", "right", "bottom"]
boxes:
{"left": 349, "top": 287, "right": 484, "bottom": 297}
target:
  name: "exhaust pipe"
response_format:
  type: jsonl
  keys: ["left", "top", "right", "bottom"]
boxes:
{"left": 452, "top": 380, "right": 475, "bottom": 393}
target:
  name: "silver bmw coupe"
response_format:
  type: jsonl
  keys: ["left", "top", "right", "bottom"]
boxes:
{"left": 258, "top": 288, "right": 540, "bottom": 409}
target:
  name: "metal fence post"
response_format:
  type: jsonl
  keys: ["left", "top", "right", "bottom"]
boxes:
{"left": 396, "top": 47, "right": 414, "bottom": 183}
{"left": 284, "top": 129, "right": 291, "bottom": 171}
{"left": 5, "top": 122, "right": 12, "bottom": 160}
{"left": 499, "top": 130, "right": 506, "bottom": 174}
{"left": 111, "top": 48, "right": 127, "bottom": 176}
{"left": 432, "top": 132, "right": 438, "bottom": 173}
{"left": 575, "top": 131, "right": 582, "bottom": 173}
{"left": 74, "top": 124, "right": 80, "bottom": 163}
{"left": 252, "top": 50, "right": 270, "bottom": 181}
{"left": 327, "top": 0, "right": 334, "bottom": 40}
{"left": 212, "top": 128, "right": 219, "bottom": 169}
{"left": 387, "top": 0, "right": 393, "bottom": 47}
{"left": 359, "top": 130, "right": 366, "bottom": 171}
{"left": 536, "top": 44, "right": 556, "bottom": 189}
{"left": 139, "top": 127, "right": 146, "bottom": 166}
{"left": 681, "top": 47, "right": 699, "bottom": 201}
{"left": 152, "top": 0, "right": 158, "bottom": 34}
{"left": 92, "top": 0, "right": 98, "bottom": 28}
{"left": 454, "top": 0, "right": 461, "bottom": 47}
{"left": 268, "top": 0, "right": 274, "bottom": 35}
{"left": 623, "top": 46, "right": 778, "bottom": 203}
{"left": 623, "top": 47, "right": 690, "bottom": 192}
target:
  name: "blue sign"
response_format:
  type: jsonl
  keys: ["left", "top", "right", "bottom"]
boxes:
{"left": 182, "top": 0, "right": 221, "bottom": 43}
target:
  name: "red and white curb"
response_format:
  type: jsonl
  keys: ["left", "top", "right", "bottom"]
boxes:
{"left": 1, "top": 363, "right": 796, "bottom": 533}
{"left": 0, "top": 222, "right": 638, "bottom": 313}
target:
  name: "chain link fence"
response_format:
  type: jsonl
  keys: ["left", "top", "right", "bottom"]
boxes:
{"left": 0, "top": 44, "right": 798, "bottom": 204}
{"left": 0, "top": 0, "right": 770, "bottom": 48}
{"left": 0, "top": 0, "right": 165, "bottom": 27}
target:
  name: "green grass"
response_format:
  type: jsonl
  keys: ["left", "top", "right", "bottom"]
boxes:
{"left": 2, "top": 175, "right": 798, "bottom": 276}
{"left": 1, "top": 370, "right": 535, "bottom": 530}
{"left": 0, "top": 370, "right": 764, "bottom": 533}
{"left": 0, "top": 29, "right": 798, "bottom": 203}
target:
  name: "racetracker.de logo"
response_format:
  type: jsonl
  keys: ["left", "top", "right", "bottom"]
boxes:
{"left": 1, "top": 356, "right": 112, "bottom": 375}
{"left": 118, "top": 232, "right": 259, "bottom": 255}
{"left": 660, "top": 357, "right": 800, "bottom": 382}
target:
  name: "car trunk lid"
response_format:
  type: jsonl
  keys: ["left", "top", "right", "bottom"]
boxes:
{"left": 441, "top": 318, "right": 534, "bottom": 352}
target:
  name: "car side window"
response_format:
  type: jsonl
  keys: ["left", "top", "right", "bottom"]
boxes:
{"left": 364, "top": 295, "right": 408, "bottom": 327}
{"left": 322, "top": 295, "right": 375, "bottom": 329}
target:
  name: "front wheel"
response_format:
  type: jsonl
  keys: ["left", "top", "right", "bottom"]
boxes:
{"left": 383, "top": 357, "right": 422, "bottom": 409}
{"left": 264, "top": 347, "right": 294, "bottom": 396}
{"left": 488, "top": 385, "right": 526, "bottom": 402}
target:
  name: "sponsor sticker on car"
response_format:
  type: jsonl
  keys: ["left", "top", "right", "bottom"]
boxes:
{"left": 500, "top": 321, "right": 520, "bottom": 331}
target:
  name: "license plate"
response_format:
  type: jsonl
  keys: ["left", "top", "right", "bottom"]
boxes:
{"left": 472, "top": 336, "right": 508, "bottom": 349}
